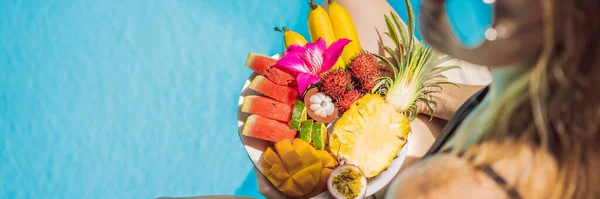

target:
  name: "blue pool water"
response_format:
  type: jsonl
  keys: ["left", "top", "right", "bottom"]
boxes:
{"left": 0, "top": 0, "right": 481, "bottom": 198}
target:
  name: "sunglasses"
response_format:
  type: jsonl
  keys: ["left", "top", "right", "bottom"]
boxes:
{"left": 443, "top": 0, "right": 543, "bottom": 49}
{"left": 444, "top": 0, "right": 495, "bottom": 48}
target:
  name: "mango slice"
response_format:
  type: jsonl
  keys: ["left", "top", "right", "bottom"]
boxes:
{"left": 315, "top": 150, "right": 338, "bottom": 169}
{"left": 263, "top": 147, "right": 283, "bottom": 166}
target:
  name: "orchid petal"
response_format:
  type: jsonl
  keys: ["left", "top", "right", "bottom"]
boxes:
{"left": 285, "top": 44, "right": 306, "bottom": 55}
{"left": 274, "top": 52, "right": 309, "bottom": 73}
{"left": 298, "top": 38, "right": 327, "bottom": 74}
{"left": 296, "top": 73, "right": 321, "bottom": 95}
{"left": 306, "top": 38, "right": 327, "bottom": 55}
{"left": 320, "top": 38, "right": 351, "bottom": 73}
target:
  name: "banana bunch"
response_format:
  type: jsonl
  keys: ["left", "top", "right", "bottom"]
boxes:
{"left": 276, "top": 0, "right": 362, "bottom": 71}
{"left": 326, "top": 0, "right": 361, "bottom": 66}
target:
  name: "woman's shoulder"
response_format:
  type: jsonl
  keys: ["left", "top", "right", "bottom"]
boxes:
{"left": 440, "top": 59, "right": 492, "bottom": 86}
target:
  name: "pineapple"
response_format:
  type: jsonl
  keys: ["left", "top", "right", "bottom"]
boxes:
{"left": 329, "top": 0, "right": 458, "bottom": 178}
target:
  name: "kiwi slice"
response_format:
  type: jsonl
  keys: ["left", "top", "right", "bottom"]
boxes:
{"left": 289, "top": 100, "right": 307, "bottom": 130}
{"left": 312, "top": 122, "right": 328, "bottom": 150}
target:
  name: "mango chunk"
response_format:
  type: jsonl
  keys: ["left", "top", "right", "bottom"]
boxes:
{"left": 263, "top": 147, "right": 283, "bottom": 166}
{"left": 315, "top": 150, "right": 339, "bottom": 169}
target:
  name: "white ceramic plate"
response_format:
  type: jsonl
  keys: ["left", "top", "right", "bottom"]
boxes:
{"left": 237, "top": 54, "right": 409, "bottom": 198}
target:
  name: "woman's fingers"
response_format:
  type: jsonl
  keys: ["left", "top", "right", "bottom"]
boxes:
{"left": 254, "top": 167, "right": 289, "bottom": 199}
{"left": 417, "top": 100, "right": 430, "bottom": 116}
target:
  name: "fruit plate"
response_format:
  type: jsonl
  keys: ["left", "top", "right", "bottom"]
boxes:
{"left": 237, "top": 54, "right": 409, "bottom": 198}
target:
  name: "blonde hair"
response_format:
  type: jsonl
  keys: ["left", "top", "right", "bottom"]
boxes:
{"left": 452, "top": 0, "right": 600, "bottom": 198}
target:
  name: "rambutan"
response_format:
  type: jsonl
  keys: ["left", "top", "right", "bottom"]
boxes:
{"left": 337, "top": 90, "right": 362, "bottom": 112}
{"left": 349, "top": 51, "right": 379, "bottom": 79}
{"left": 320, "top": 70, "right": 353, "bottom": 100}
{"left": 359, "top": 73, "right": 381, "bottom": 92}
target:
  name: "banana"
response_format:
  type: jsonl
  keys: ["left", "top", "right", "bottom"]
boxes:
{"left": 328, "top": 0, "right": 362, "bottom": 65}
{"left": 275, "top": 27, "right": 308, "bottom": 49}
{"left": 307, "top": 0, "right": 346, "bottom": 70}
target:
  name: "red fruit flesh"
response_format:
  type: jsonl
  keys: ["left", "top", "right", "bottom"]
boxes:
{"left": 249, "top": 75, "right": 298, "bottom": 105}
{"left": 242, "top": 115, "right": 297, "bottom": 143}
{"left": 242, "top": 96, "right": 293, "bottom": 122}
{"left": 245, "top": 52, "right": 295, "bottom": 86}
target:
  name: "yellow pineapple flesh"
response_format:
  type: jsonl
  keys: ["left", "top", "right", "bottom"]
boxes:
{"left": 329, "top": 0, "right": 457, "bottom": 178}
{"left": 330, "top": 94, "right": 410, "bottom": 178}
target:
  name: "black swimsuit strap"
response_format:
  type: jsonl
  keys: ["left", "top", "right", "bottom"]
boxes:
{"left": 475, "top": 165, "right": 523, "bottom": 199}
{"left": 425, "top": 86, "right": 490, "bottom": 156}
{"left": 439, "top": 148, "right": 522, "bottom": 199}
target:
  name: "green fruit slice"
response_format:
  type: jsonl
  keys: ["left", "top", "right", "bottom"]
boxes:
{"left": 289, "top": 100, "right": 307, "bottom": 130}
{"left": 312, "top": 122, "right": 328, "bottom": 150}
{"left": 299, "top": 120, "right": 314, "bottom": 143}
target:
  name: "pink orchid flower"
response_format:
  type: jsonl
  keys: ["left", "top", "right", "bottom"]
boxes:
{"left": 274, "top": 37, "right": 351, "bottom": 95}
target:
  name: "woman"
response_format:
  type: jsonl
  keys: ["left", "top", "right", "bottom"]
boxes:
{"left": 385, "top": 0, "right": 600, "bottom": 198}
{"left": 260, "top": 0, "right": 600, "bottom": 198}
{"left": 256, "top": 0, "right": 494, "bottom": 198}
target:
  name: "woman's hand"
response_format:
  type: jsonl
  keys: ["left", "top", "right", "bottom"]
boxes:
{"left": 254, "top": 167, "right": 290, "bottom": 199}
{"left": 417, "top": 83, "right": 485, "bottom": 120}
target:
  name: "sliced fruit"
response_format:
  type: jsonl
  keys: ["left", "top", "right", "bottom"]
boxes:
{"left": 304, "top": 88, "right": 338, "bottom": 123}
{"left": 263, "top": 147, "right": 284, "bottom": 167}
{"left": 305, "top": 168, "right": 331, "bottom": 198}
{"left": 312, "top": 122, "right": 328, "bottom": 150}
{"left": 276, "top": 140, "right": 304, "bottom": 173}
{"left": 330, "top": 6, "right": 454, "bottom": 179}
{"left": 241, "top": 96, "right": 293, "bottom": 122}
{"left": 327, "top": 164, "right": 367, "bottom": 199}
{"left": 245, "top": 52, "right": 295, "bottom": 86}
{"left": 331, "top": 94, "right": 410, "bottom": 178}
{"left": 289, "top": 100, "right": 307, "bottom": 130}
{"left": 249, "top": 75, "right": 298, "bottom": 105}
{"left": 241, "top": 115, "right": 297, "bottom": 143}
{"left": 299, "top": 120, "right": 314, "bottom": 143}
{"left": 315, "top": 150, "right": 338, "bottom": 169}
{"left": 261, "top": 138, "right": 325, "bottom": 198}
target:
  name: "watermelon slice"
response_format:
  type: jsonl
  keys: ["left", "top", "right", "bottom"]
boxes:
{"left": 245, "top": 52, "right": 295, "bottom": 86}
{"left": 241, "top": 96, "right": 293, "bottom": 122}
{"left": 249, "top": 76, "right": 298, "bottom": 105}
{"left": 242, "top": 115, "right": 297, "bottom": 143}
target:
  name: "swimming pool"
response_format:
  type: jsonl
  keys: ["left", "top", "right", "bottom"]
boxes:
{"left": 0, "top": 0, "right": 464, "bottom": 198}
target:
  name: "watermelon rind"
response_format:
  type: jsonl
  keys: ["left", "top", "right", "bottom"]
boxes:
{"left": 244, "top": 52, "right": 257, "bottom": 68}
{"left": 241, "top": 115, "right": 258, "bottom": 136}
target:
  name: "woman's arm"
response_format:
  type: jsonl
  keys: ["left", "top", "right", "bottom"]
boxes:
{"left": 418, "top": 83, "right": 485, "bottom": 120}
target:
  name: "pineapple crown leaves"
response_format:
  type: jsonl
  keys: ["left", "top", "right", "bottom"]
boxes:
{"left": 372, "top": 0, "right": 460, "bottom": 121}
